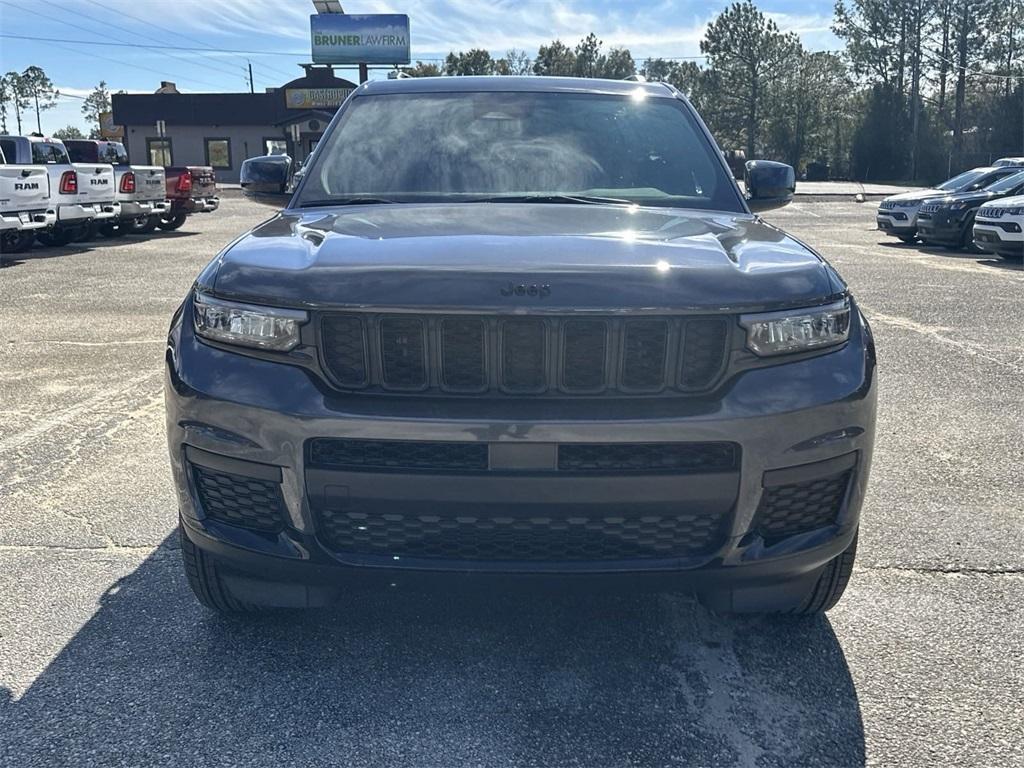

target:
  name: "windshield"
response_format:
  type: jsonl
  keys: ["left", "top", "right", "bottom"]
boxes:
{"left": 937, "top": 169, "right": 983, "bottom": 191}
{"left": 980, "top": 170, "right": 1024, "bottom": 194}
{"left": 297, "top": 91, "right": 741, "bottom": 212}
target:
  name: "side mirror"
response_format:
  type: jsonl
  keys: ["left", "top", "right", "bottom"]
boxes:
{"left": 744, "top": 160, "right": 795, "bottom": 212}
{"left": 240, "top": 155, "right": 293, "bottom": 204}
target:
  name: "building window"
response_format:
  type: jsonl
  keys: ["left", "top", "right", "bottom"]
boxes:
{"left": 264, "top": 138, "right": 288, "bottom": 156}
{"left": 147, "top": 138, "right": 172, "bottom": 166}
{"left": 204, "top": 138, "right": 231, "bottom": 169}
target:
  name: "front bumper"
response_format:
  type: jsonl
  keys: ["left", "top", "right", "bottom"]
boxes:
{"left": 973, "top": 221, "right": 1024, "bottom": 256}
{"left": 876, "top": 211, "right": 916, "bottom": 236}
{"left": 0, "top": 209, "right": 54, "bottom": 232}
{"left": 166, "top": 302, "right": 876, "bottom": 601}
{"left": 916, "top": 210, "right": 969, "bottom": 244}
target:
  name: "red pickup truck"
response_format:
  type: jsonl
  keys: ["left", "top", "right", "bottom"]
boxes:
{"left": 161, "top": 166, "right": 219, "bottom": 230}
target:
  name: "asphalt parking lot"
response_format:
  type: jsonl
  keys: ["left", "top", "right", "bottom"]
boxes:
{"left": 1, "top": 196, "right": 1021, "bottom": 767}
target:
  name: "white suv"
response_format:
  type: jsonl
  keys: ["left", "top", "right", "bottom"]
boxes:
{"left": 974, "top": 195, "right": 1024, "bottom": 260}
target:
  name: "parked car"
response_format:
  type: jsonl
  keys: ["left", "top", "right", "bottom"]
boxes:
{"left": 973, "top": 195, "right": 1024, "bottom": 260}
{"left": 161, "top": 166, "right": 219, "bottom": 230}
{"left": 64, "top": 139, "right": 168, "bottom": 236}
{"left": 0, "top": 135, "right": 118, "bottom": 246}
{"left": 992, "top": 157, "right": 1024, "bottom": 167}
{"left": 917, "top": 169, "right": 1024, "bottom": 249}
{"left": 876, "top": 166, "right": 1022, "bottom": 243}
{"left": 0, "top": 142, "right": 54, "bottom": 254}
{"left": 169, "top": 76, "right": 875, "bottom": 616}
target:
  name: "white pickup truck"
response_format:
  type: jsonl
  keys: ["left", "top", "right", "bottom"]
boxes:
{"left": 0, "top": 135, "right": 120, "bottom": 246}
{"left": 0, "top": 142, "right": 54, "bottom": 254}
{"left": 64, "top": 139, "right": 169, "bottom": 236}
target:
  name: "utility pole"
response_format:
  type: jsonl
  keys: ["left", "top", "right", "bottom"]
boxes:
{"left": 248, "top": 60, "right": 254, "bottom": 94}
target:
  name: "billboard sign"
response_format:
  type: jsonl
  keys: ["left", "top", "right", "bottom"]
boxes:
{"left": 310, "top": 14, "right": 411, "bottom": 65}
{"left": 285, "top": 87, "right": 353, "bottom": 109}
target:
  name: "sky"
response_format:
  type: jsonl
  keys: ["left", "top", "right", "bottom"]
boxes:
{"left": 0, "top": 0, "right": 842, "bottom": 135}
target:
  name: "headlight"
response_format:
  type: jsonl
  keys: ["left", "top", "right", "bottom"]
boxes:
{"left": 193, "top": 292, "right": 307, "bottom": 351}
{"left": 740, "top": 299, "right": 851, "bottom": 357}
{"left": 950, "top": 202, "right": 968, "bottom": 211}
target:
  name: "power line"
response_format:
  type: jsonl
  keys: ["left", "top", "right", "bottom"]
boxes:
{"left": 82, "top": 0, "right": 300, "bottom": 84}
{"left": 41, "top": 0, "right": 250, "bottom": 85}
{"left": 0, "top": 31, "right": 308, "bottom": 58}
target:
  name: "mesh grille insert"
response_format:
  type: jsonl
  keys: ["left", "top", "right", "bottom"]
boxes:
{"left": 502, "top": 320, "right": 547, "bottom": 392}
{"left": 380, "top": 317, "right": 427, "bottom": 389}
{"left": 562, "top": 320, "right": 607, "bottom": 391}
{"left": 192, "top": 465, "right": 284, "bottom": 532}
{"left": 680, "top": 317, "right": 729, "bottom": 390}
{"left": 755, "top": 470, "right": 851, "bottom": 544}
{"left": 315, "top": 507, "right": 727, "bottom": 561}
{"left": 621, "top": 320, "right": 668, "bottom": 391}
{"left": 308, "top": 438, "right": 489, "bottom": 472}
{"left": 441, "top": 317, "right": 486, "bottom": 391}
{"left": 320, "top": 315, "right": 367, "bottom": 387}
{"left": 558, "top": 443, "right": 738, "bottom": 473}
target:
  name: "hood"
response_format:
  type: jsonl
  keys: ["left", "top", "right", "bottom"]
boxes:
{"left": 979, "top": 194, "right": 1024, "bottom": 211}
{"left": 208, "top": 203, "right": 842, "bottom": 312}
{"left": 923, "top": 189, "right": 1002, "bottom": 208}
{"left": 883, "top": 188, "right": 943, "bottom": 203}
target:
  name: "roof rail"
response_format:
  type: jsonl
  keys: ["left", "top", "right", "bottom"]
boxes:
{"left": 622, "top": 74, "right": 647, "bottom": 83}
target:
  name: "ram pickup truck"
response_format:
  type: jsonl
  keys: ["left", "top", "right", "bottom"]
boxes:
{"left": 170, "top": 77, "right": 876, "bottom": 617}
{"left": 64, "top": 139, "right": 168, "bottom": 236}
{"left": 0, "top": 142, "right": 54, "bottom": 254}
{"left": 162, "top": 166, "right": 219, "bottom": 230}
{"left": 916, "top": 169, "right": 1024, "bottom": 249}
{"left": 876, "top": 165, "right": 1022, "bottom": 243}
{"left": 0, "top": 135, "right": 119, "bottom": 246}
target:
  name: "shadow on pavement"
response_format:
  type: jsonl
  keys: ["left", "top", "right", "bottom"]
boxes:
{"left": 0, "top": 536, "right": 865, "bottom": 767}
{"left": 877, "top": 239, "right": 1023, "bottom": 270}
{"left": 0, "top": 231, "right": 201, "bottom": 268}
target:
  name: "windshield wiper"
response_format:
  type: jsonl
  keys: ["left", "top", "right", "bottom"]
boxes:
{"left": 297, "top": 197, "right": 402, "bottom": 208}
{"left": 465, "top": 193, "right": 636, "bottom": 206}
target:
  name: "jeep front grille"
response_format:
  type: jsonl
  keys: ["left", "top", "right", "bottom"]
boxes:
{"left": 319, "top": 313, "right": 730, "bottom": 396}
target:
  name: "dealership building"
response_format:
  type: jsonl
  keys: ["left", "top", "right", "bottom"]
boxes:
{"left": 111, "top": 66, "right": 356, "bottom": 183}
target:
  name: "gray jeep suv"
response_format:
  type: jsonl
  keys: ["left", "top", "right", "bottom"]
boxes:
{"left": 167, "top": 77, "right": 876, "bottom": 614}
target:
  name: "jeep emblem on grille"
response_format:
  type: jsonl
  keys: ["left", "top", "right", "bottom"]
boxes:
{"left": 501, "top": 281, "right": 551, "bottom": 298}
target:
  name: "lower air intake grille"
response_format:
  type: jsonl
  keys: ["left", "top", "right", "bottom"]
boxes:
{"left": 315, "top": 508, "right": 726, "bottom": 561}
{"left": 755, "top": 470, "right": 851, "bottom": 544}
{"left": 191, "top": 465, "right": 284, "bottom": 532}
{"left": 558, "top": 442, "right": 738, "bottom": 473}
{"left": 308, "top": 438, "right": 489, "bottom": 472}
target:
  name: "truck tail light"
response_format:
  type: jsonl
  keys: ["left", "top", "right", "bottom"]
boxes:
{"left": 176, "top": 170, "right": 193, "bottom": 194}
{"left": 59, "top": 170, "right": 78, "bottom": 194}
{"left": 120, "top": 171, "right": 136, "bottom": 193}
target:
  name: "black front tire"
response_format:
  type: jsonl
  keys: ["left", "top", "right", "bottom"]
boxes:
{"left": 158, "top": 211, "right": 187, "bottom": 231}
{"left": 789, "top": 532, "right": 858, "bottom": 615}
{"left": 897, "top": 234, "right": 916, "bottom": 244}
{"left": 99, "top": 222, "right": 126, "bottom": 237}
{"left": 179, "top": 524, "right": 260, "bottom": 612}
